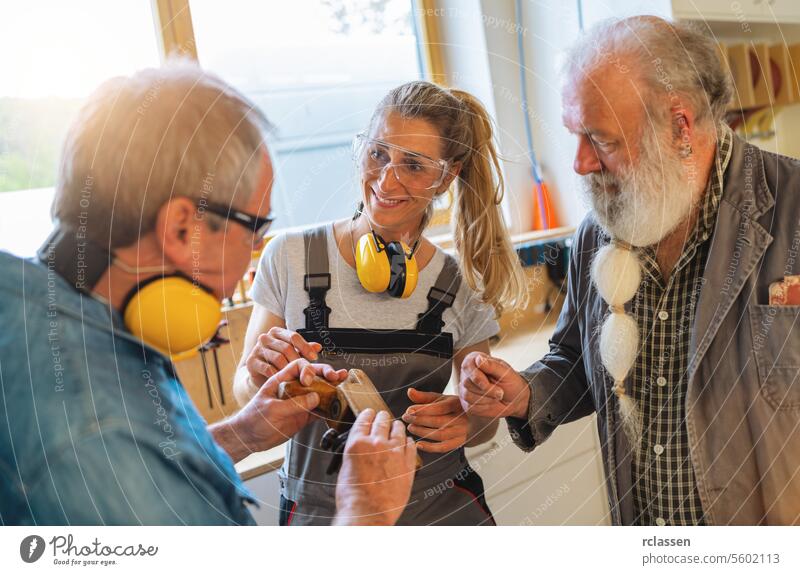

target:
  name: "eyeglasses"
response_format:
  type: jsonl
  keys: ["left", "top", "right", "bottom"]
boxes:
{"left": 353, "top": 133, "right": 450, "bottom": 190}
{"left": 200, "top": 201, "right": 274, "bottom": 241}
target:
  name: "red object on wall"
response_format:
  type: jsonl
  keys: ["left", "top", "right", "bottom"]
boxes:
{"left": 532, "top": 179, "right": 557, "bottom": 230}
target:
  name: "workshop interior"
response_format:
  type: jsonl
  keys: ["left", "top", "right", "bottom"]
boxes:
{"left": 2, "top": 0, "right": 800, "bottom": 528}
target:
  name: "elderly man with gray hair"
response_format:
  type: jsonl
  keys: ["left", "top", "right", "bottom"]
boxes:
{"left": 460, "top": 16, "right": 800, "bottom": 525}
{"left": 0, "top": 61, "right": 416, "bottom": 526}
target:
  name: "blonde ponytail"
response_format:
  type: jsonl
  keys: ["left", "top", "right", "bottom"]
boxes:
{"left": 448, "top": 89, "right": 527, "bottom": 315}
{"left": 366, "top": 81, "right": 527, "bottom": 315}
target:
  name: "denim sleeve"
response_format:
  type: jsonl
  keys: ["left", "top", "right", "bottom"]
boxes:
{"left": 23, "top": 426, "right": 255, "bottom": 525}
{"left": 507, "top": 222, "right": 596, "bottom": 452}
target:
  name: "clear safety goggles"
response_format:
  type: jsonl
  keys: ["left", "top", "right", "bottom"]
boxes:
{"left": 353, "top": 133, "right": 450, "bottom": 190}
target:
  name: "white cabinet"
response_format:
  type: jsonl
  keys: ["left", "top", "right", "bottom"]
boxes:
{"left": 672, "top": 0, "right": 757, "bottom": 21}
{"left": 466, "top": 416, "right": 611, "bottom": 525}
{"left": 463, "top": 313, "right": 611, "bottom": 525}
{"left": 768, "top": 0, "right": 800, "bottom": 22}
{"left": 485, "top": 442, "right": 609, "bottom": 526}
{"left": 581, "top": 0, "right": 800, "bottom": 26}
{"left": 673, "top": 0, "right": 800, "bottom": 23}
{"left": 579, "top": 0, "right": 672, "bottom": 28}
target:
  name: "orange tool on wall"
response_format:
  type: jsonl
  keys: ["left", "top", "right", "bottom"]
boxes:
{"left": 516, "top": 0, "right": 557, "bottom": 230}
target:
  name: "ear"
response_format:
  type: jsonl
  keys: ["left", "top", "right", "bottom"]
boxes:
{"left": 671, "top": 101, "right": 696, "bottom": 156}
{"left": 437, "top": 161, "right": 462, "bottom": 195}
{"left": 154, "top": 196, "right": 197, "bottom": 267}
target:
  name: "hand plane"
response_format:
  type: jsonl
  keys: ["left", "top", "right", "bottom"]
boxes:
{"left": 277, "top": 368, "right": 421, "bottom": 474}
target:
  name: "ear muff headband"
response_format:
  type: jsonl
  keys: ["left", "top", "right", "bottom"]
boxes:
{"left": 355, "top": 231, "right": 418, "bottom": 298}
{"left": 122, "top": 274, "right": 222, "bottom": 361}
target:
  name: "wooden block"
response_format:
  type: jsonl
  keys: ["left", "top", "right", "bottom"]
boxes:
{"left": 338, "top": 369, "right": 422, "bottom": 468}
{"left": 769, "top": 44, "right": 795, "bottom": 105}
{"left": 278, "top": 377, "right": 340, "bottom": 406}
{"left": 715, "top": 42, "right": 728, "bottom": 69}
{"left": 275, "top": 369, "right": 399, "bottom": 434}
{"left": 727, "top": 43, "right": 756, "bottom": 109}
{"left": 716, "top": 43, "right": 736, "bottom": 112}
{"left": 787, "top": 43, "right": 800, "bottom": 104}
{"left": 277, "top": 369, "right": 392, "bottom": 422}
{"left": 337, "top": 369, "right": 393, "bottom": 415}
{"left": 750, "top": 43, "right": 774, "bottom": 107}
{"left": 277, "top": 376, "right": 351, "bottom": 430}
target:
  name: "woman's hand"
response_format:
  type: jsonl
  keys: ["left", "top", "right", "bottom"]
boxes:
{"left": 401, "top": 389, "right": 469, "bottom": 453}
{"left": 245, "top": 326, "right": 323, "bottom": 387}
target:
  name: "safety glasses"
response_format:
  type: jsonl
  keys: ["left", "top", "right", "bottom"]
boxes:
{"left": 353, "top": 133, "right": 450, "bottom": 190}
{"left": 201, "top": 201, "right": 274, "bottom": 240}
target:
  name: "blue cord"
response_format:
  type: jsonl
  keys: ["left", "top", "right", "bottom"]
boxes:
{"left": 515, "top": 0, "right": 542, "bottom": 184}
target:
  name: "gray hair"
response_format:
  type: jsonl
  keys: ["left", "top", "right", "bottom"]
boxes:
{"left": 53, "top": 58, "right": 271, "bottom": 248}
{"left": 563, "top": 16, "right": 732, "bottom": 129}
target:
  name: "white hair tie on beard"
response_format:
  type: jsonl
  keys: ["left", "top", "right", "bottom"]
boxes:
{"left": 591, "top": 240, "right": 644, "bottom": 456}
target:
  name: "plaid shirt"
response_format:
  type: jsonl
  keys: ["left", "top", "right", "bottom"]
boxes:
{"left": 629, "top": 126, "right": 733, "bottom": 526}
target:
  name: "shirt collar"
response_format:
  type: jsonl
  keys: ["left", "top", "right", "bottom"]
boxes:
{"left": 693, "top": 123, "right": 733, "bottom": 245}
{"left": 636, "top": 123, "right": 733, "bottom": 282}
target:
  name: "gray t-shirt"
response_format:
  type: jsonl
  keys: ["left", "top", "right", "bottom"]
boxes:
{"left": 251, "top": 221, "right": 499, "bottom": 350}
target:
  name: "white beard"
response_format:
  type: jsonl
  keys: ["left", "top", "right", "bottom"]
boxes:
{"left": 581, "top": 129, "right": 695, "bottom": 248}
{"left": 591, "top": 243, "right": 645, "bottom": 453}
{"left": 585, "top": 128, "right": 700, "bottom": 454}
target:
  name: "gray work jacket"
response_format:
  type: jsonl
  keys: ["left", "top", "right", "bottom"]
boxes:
{"left": 511, "top": 134, "right": 800, "bottom": 525}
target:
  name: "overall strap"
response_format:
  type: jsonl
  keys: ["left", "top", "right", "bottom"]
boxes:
{"left": 302, "top": 225, "right": 332, "bottom": 330}
{"left": 416, "top": 253, "right": 461, "bottom": 334}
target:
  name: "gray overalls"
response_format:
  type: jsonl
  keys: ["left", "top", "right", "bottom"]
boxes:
{"left": 278, "top": 225, "right": 495, "bottom": 525}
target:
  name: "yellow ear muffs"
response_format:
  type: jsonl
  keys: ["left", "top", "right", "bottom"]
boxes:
{"left": 122, "top": 275, "right": 222, "bottom": 362}
{"left": 355, "top": 232, "right": 391, "bottom": 293}
{"left": 355, "top": 232, "right": 418, "bottom": 298}
{"left": 398, "top": 246, "right": 418, "bottom": 298}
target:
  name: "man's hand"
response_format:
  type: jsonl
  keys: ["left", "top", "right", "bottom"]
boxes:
{"left": 402, "top": 389, "right": 468, "bottom": 452}
{"left": 333, "top": 409, "right": 417, "bottom": 526}
{"left": 459, "top": 352, "right": 530, "bottom": 420}
{"left": 211, "top": 359, "right": 347, "bottom": 463}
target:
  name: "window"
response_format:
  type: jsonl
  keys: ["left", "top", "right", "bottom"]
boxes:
{"left": 190, "top": 0, "right": 424, "bottom": 230}
{"left": 0, "top": 0, "right": 160, "bottom": 256}
{"left": 0, "top": 0, "right": 428, "bottom": 256}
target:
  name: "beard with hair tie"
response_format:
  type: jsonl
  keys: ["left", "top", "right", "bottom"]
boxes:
{"left": 582, "top": 127, "right": 696, "bottom": 454}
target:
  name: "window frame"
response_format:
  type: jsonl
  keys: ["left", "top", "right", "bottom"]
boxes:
{"left": 152, "top": 0, "right": 198, "bottom": 60}
{"left": 154, "top": 0, "right": 451, "bottom": 238}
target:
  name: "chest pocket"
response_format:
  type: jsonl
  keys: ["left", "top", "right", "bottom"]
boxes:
{"left": 749, "top": 304, "right": 800, "bottom": 410}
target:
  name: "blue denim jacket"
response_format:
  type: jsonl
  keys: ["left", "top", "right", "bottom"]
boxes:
{"left": 0, "top": 251, "right": 255, "bottom": 525}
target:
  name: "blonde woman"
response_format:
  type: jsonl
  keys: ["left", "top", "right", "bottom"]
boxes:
{"left": 234, "top": 81, "right": 526, "bottom": 525}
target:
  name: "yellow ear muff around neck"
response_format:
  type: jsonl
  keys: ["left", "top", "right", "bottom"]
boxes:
{"left": 355, "top": 232, "right": 391, "bottom": 293}
{"left": 399, "top": 248, "right": 418, "bottom": 298}
{"left": 354, "top": 232, "right": 418, "bottom": 298}
{"left": 122, "top": 275, "right": 222, "bottom": 361}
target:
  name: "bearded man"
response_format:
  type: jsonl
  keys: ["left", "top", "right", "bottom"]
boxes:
{"left": 459, "top": 16, "right": 800, "bottom": 525}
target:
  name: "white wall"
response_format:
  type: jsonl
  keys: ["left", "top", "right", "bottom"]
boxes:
{"left": 517, "top": 0, "right": 587, "bottom": 227}
{"left": 434, "top": 0, "right": 590, "bottom": 231}
{"left": 578, "top": 0, "right": 800, "bottom": 160}
{"left": 432, "top": 0, "right": 800, "bottom": 230}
